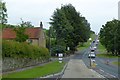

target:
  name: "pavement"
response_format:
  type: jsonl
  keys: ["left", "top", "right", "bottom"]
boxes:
{"left": 62, "top": 59, "right": 104, "bottom": 78}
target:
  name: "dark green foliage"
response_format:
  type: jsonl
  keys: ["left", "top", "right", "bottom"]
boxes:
{"left": 2, "top": 40, "right": 50, "bottom": 59}
{"left": 14, "top": 26, "right": 29, "bottom": 42}
{"left": 99, "top": 19, "right": 120, "bottom": 56}
{"left": 51, "top": 45, "right": 66, "bottom": 56}
{"left": 20, "top": 20, "right": 34, "bottom": 28}
{"left": 0, "top": 1, "right": 8, "bottom": 24}
{"left": 50, "top": 4, "right": 91, "bottom": 52}
{"left": 14, "top": 20, "right": 32, "bottom": 42}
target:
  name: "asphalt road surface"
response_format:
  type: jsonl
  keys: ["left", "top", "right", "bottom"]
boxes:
{"left": 81, "top": 40, "right": 119, "bottom": 79}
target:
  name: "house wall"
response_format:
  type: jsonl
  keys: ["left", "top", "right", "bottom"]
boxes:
{"left": 38, "top": 29, "right": 46, "bottom": 47}
{"left": 31, "top": 39, "right": 39, "bottom": 46}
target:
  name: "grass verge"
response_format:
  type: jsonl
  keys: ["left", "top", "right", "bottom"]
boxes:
{"left": 97, "top": 42, "right": 119, "bottom": 58}
{"left": 2, "top": 61, "right": 65, "bottom": 79}
{"left": 97, "top": 53, "right": 119, "bottom": 58}
{"left": 112, "top": 61, "right": 120, "bottom": 66}
{"left": 77, "top": 33, "right": 96, "bottom": 51}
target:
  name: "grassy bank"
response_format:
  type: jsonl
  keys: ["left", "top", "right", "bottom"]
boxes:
{"left": 97, "top": 42, "right": 106, "bottom": 53}
{"left": 112, "top": 61, "right": 120, "bottom": 66}
{"left": 77, "top": 33, "right": 96, "bottom": 51}
{"left": 97, "top": 42, "right": 119, "bottom": 58}
{"left": 97, "top": 53, "right": 119, "bottom": 58}
{"left": 3, "top": 61, "right": 65, "bottom": 79}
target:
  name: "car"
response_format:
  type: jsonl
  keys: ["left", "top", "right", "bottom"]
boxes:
{"left": 90, "top": 48, "right": 95, "bottom": 52}
{"left": 91, "top": 59, "right": 95, "bottom": 62}
{"left": 93, "top": 40, "right": 95, "bottom": 43}
{"left": 93, "top": 46, "right": 97, "bottom": 50}
{"left": 91, "top": 51, "right": 95, "bottom": 54}
{"left": 88, "top": 53, "right": 96, "bottom": 58}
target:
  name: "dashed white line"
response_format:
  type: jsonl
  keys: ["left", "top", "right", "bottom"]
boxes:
{"left": 106, "top": 72, "right": 116, "bottom": 78}
{"left": 99, "top": 69, "right": 116, "bottom": 78}
{"left": 100, "top": 69, "right": 104, "bottom": 72}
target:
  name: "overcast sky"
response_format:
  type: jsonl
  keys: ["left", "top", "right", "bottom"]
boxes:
{"left": 4, "top": 0, "right": 119, "bottom": 33}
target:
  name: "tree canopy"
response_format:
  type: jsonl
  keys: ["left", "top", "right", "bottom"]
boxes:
{"left": 99, "top": 19, "right": 120, "bottom": 56}
{"left": 0, "top": 0, "right": 7, "bottom": 25}
{"left": 50, "top": 4, "right": 91, "bottom": 52}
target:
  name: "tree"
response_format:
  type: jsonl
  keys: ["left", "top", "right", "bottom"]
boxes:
{"left": 50, "top": 4, "right": 91, "bottom": 53}
{"left": 20, "top": 19, "right": 34, "bottom": 28}
{"left": 21, "top": 21, "right": 34, "bottom": 28}
{"left": 100, "top": 19, "right": 120, "bottom": 56}
{"left": 14, "top": 20, "right": 29, "bottom": 42}
{"left": 0, "top": 0, "right": 7, "bottom": 25}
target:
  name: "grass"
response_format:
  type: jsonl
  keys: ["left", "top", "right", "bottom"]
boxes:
{"left": 97, "top": 42, "right": 106, "bottom": 52}
{"left": 112, "top": 61, "right": 120, "bottom": 66}
{"left": 2, "top": 61, "right": 65, "bottom": 79}
{"left": 97, "top": 42, "right": 119, "bottom": 58}
{"left": 77, "top": 33, "right": 96, "bottom": 51}
{"left": 77, "top": 41, "right": 90, "bottom": 51}
{"left": 97, "top": 53, "right": 119, "bottom": 58}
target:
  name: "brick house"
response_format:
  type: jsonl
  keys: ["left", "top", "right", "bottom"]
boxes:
{"left": 2, "top": 22, "right": 46, "bottom": 48}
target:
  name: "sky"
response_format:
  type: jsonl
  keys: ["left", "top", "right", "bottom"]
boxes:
{"left": 4, "top": 0, "right": 119, "bottom": 33}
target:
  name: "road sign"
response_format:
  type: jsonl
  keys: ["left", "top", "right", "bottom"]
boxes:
{"left": 58, "top": 53, "right": 63, "bottom": 63}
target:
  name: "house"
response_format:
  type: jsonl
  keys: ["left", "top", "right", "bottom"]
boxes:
{"left": 2, "top": 22, "right": 46, "bottom": 48}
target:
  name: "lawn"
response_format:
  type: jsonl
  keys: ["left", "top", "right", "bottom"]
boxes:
{"left": 112, "top": 61, "right": 120, "bottom": 66}
{"left": 2, "top": 61, "right": 65, "bottom": 79}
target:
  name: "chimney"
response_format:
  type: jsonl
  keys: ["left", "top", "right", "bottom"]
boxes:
{"left": 40, "top": 21, "right": 43, "bottom": 28}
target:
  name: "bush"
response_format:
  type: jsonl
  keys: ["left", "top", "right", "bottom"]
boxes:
{"left": 51, "top": 45, "right": 65, "bottom": 56}
{"left": 2, "top": 40, "right": 50, "bottom": 60}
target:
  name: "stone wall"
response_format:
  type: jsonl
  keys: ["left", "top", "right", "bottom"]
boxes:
{"left": 2, "top": 58, "right": 49, "bottom": 72}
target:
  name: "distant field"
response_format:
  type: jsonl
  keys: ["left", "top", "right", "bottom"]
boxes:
{"left": 3, "top": 61, "right": 65, "bottom": 79}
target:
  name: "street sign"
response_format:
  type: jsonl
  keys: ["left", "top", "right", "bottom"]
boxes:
{"left": 58, "top": 53, "right": 63, "bottom": 63}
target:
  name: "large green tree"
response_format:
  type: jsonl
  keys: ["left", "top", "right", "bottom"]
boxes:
{"left": 100, "top": 19, "right": 120, "bottom": 56}
{"left": 50, "top": 4, "right": 90, "bottom": 52}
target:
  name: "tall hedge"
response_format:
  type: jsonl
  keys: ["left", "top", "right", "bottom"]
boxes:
{"left": 2, "top": 40, "right": 50, "bottom": 59}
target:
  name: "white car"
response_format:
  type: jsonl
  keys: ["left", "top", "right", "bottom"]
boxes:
{"left": 93, "top": 46, "right": 97, "bottom": 50}
{"left": 88, "top": 53, "right": 96, "bottom": 58}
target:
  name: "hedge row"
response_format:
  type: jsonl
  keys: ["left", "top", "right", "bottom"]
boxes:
{"left": 2, "top": 40, "right": 50, "bottom": 60}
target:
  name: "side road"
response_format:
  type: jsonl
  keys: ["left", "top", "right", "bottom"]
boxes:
{"left": 62, "top": 59, "right": 104, "bottom": 78}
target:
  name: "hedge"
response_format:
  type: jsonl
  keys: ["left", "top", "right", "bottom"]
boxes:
{"left": 2, "top": 40, "right": 50, "bottom": 59}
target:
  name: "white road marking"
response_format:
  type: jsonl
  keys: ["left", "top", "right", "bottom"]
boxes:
{"left": 99, "top": 69, "right": 116, "bottom": 78}
{"left": 106, "top": 72, "right": 116, "bottom": 78}
{"left": 100, "top": 69, "right": 104, "bottom": 72}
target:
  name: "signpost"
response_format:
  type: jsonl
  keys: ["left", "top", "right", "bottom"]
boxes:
{"left": 58, "top": 53, "right": 63, "bottom": 63}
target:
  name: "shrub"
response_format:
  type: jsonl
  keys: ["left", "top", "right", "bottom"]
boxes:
{"left": 51, "top": 45, "right": 65, "bottom": 56}
{"left": 2, "top": 40, "right": 50, "bottom": 60}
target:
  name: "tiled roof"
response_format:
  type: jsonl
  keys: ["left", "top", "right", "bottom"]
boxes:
{"left": 2, "top": 27, "right": 41, "bottom": 39}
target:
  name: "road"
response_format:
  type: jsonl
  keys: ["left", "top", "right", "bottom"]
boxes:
{"left": 82, "top": 48, "right": 119, "bottom": 78}
{"left": 81, "top": 39, "right": 119, "bottom": 79}
{"left": 41, "top": 38, "right": 119, "bottom": 79}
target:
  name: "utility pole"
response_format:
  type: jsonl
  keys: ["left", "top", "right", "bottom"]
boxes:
{"left": 49, "top": 28, "right": 51, "bottom": 57}
{"left": 90, "top": 51, "right": 91, "bottom": 67}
